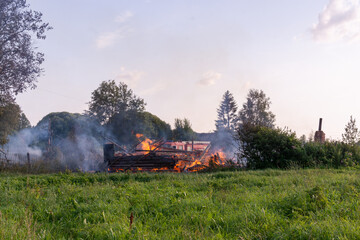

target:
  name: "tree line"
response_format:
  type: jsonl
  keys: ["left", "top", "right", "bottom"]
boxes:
{"left": 215, "top": 89, "right": 360, "bottom": 169}
{"left": 2, "top": 0, "right": 360, "bottom": 170}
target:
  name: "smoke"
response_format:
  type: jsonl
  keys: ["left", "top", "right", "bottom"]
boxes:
{"left": 4, "top": 127, "right": 45, "bottom": 162}
{"left": 199, "top": 129, "right": 238, "bottom": 161}
{"left": 76, "top": 135, "right": 103, "bottom": 171}
{"left": 213, "top": 129, "right": 238, "bottom": 160}
{"left": 3, "top": 114, "right": 106, "bottom": 171}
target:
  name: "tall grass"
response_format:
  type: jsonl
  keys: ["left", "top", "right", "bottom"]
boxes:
{"left": 1, "top": 169, "right": 360, "bottom": 239}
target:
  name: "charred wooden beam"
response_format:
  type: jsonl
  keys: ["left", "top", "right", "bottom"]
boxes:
{"left": 104, "top": 143, "right": 115, "bottom": 163}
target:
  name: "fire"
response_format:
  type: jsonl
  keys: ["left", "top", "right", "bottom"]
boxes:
{"left": 150, "top": 167, "right": 170, "bottom": 172}
{"left": 216, "top": 151, "right": 226, "bottom": 160}
{"left": 135, "top": 134, "right": 156, "bottom": 151}
{"left": 107, "top": 136, "right": 231, "bottom": 173}
{"left": 172, "top": 149, "right": 227, "bottom": 172}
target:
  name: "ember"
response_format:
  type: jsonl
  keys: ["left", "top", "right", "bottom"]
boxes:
{"left": 105, "top": 135, "right": 228, "bottom": 172}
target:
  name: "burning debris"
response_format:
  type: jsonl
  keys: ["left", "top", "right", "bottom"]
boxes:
{"left": 105, "top": 134, "right": 229, "bottom": 172}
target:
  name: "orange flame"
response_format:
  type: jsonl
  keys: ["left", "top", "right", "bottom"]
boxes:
{"left": 108, "top": 139, "right": 230, "bottom": 173}
{"left": 136, "top": 134, "right": 156, "bottom": 151}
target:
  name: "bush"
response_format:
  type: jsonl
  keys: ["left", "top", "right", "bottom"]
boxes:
{"left": 237, "top": 124, "right": 360, "bottom": 169}
{"left": 304, "top": 141, "right": 360, "bottom": 168}
{"left": 237, "top": 124, "right": 306, "bottom": 169}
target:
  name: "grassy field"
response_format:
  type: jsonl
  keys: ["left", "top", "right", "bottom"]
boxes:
{"left": 1, "top": 169, "right": 360, "bottom": 239}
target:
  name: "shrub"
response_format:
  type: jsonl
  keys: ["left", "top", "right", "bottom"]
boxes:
{"left": 304, "top": 141, "right": 360, "bottom": 168}
{"left": 237, "top": 124, "right": 306, "bottom": 169}
{"left": 237, "top": 124, "right": 360, "bottom": 169}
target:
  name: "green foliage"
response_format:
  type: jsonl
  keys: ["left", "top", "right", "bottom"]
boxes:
{"left": 239, "top": 89, "right": 275, "bottom": 128}
{"left": 0, "top": 103, "right": 29, "bottom": 145}
{"left": 108, "top": 111, "right": 172, "bottom": 144}
{"left": 34, "top": 112, "right": 104, "bottom": 170}
{"left": 237, "top": 124, "right": 305, "bottom": 169}
{"left": 1, "top": 169, "right": 360, "bottom": 238}
{"left": 18, "top": 113, "right": 31, "bottom": 129}
{"left": 342, "top": 115, "right": 360, "bottom": 145}
{"left": 172, "top": 118, "right": 196, "bottom": 141}
{"left": 303, "top": 141, "right": 360, "bottom": 168}
{"left": 36, "top": 112, "right": 103, "bottom": 142}
{"left": 37, "top": 112, "right": 82, "bottom": 140}
{"left": 215, "top": 90, "right": 238, "bottom": 131}
{"left": 88, "top": 80, "right": 146, "bottom": 124}
{"left": 0, "top": 104, "right": 21, "bottom": 145}
{"left": 213, "top": 90, "right": 238, "bottom": 153}
{"left": 237, "top": 124, "right": 360, "bottom": 169}
{"left": 135, "top": 112, "right": 172, "bottom": 139}
{"left": 0, "top": 0, "right": 51, "bottom": 104}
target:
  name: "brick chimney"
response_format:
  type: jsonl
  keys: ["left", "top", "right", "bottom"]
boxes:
{"left": 314, "top": 118, "right": 325, "bottom": 143}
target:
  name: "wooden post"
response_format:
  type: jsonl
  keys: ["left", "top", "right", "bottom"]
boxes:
{"left": 27, "top": 152, "right": 30, "bottom": 173}
{"left": 47, "top": 118, "right": 52, "bottom": 153}
{"left": 191, "top": 136, "right": 194, "bottom": 152}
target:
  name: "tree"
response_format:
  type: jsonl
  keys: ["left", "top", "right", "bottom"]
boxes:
{"left": 212, "top": 90, "right": 238, "bottom": 153}
{"left": 215, "top": 90, "right": 238, "bottom": 131}
{"left": 18, "top": 113, "right": 31, "bottom": 129}
{"left": 172, "top": 118, "right": 195, "bottom": 141}
{"left": 36, "top": 112, "right": 103, "bottom": 143}
{"left": 0, "top": 103, "right": 21, "bottom": 144}
{"left": 0, "top": 0, "right": 51, "bottom": 105}
{"left": 342, "top": 116, "right": 359, "bottom": 145}
{"left": 35, "top": 112, "right": 104, "bottom": 170}
{"left": 236, "top": 123, "right": 305, "bottom": 169}
{"left": 88, "top": 80, "right": 146, "bottom": 124}
{"left": 238, "top": 89, "right": 275, "bottom": 128}
{"left": 109, "top": 111, "right": 171, "bottom": 144}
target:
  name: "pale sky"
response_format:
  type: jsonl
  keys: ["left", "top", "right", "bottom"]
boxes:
{"left": 16, "top": 0, "right": 360, "bottom": 140}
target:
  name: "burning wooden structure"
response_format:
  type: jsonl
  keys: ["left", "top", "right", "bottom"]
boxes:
{"left": 104, "top": 135, "right": 226, "bottom": 172}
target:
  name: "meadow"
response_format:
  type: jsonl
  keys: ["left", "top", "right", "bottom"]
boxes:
{"left": 1, "top": 169, "right": 360, "bottom": 239}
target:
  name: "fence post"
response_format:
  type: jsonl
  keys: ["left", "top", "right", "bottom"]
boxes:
{"left": 27, "top": 152, "right": 31, "bottom": 173}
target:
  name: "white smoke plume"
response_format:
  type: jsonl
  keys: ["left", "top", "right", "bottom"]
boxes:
{"left": 3, "top": 115, "right": 106, "bottom": 171}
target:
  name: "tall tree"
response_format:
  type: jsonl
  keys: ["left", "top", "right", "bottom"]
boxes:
{"left": 238, "top": 89, "right": 275, "bottom": 128}
{"left": 18, "top": 113, "right": 31, "bottom": 129}
{"left": 88, "top": 80, "right": 146, "bottom": 124}
{"left": 215, "top": 90, "right": 238, "bottom": 131}
{"left": 212, "top": 91, "right": 238, "bottom": 153}
{"left": 342, "top": 115, "right": 359, "bottom": 145}
{"left": 172, "top": 118, "right": 195, "bottom": 141}
{"left": 0, "top": 103, "right": 21, "bottom": 144}
{"left": 35, "top": 112, "right": 104, "bottom": 170}
{"left": 109, "top": 111, "right": 172, "bottom": 144}
{"left": 0, "top": 0, "right": 51, "bottom": 105}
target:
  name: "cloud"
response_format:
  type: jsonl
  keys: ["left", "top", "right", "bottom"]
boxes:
{"left": 197, "top": 71, "right": 222, "bottom": 86}
{"left": 96, "top": 31, "right": 120, "bottom": 49}
{"left": 312, "top": 0, "right": 360, "bottom": 42}
{"left": 96, "top": 11, "right": 133, "bottom": 49}
{"left": 115, "top": 67, "right": 144, "bottom": 88}
{"left": 115, "top": 11, "right": 133, "bottom": 23}
{"left": 115, "top": 67, "right": 165, "bottom": 96}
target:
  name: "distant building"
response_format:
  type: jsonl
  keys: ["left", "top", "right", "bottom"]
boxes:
{"left": 162, "top": 141, "right": 210, "bottom": 151}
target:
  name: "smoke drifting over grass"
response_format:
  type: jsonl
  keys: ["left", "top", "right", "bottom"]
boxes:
{"left": 3, "top": 113, "right": 106, "bottom": 171}
{"left": 6, "top": 128, "right": 43, "bottom": 158}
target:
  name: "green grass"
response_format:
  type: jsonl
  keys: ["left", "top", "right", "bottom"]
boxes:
{"left": 1, "top": 169, "right": 360, "bottom": 239}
